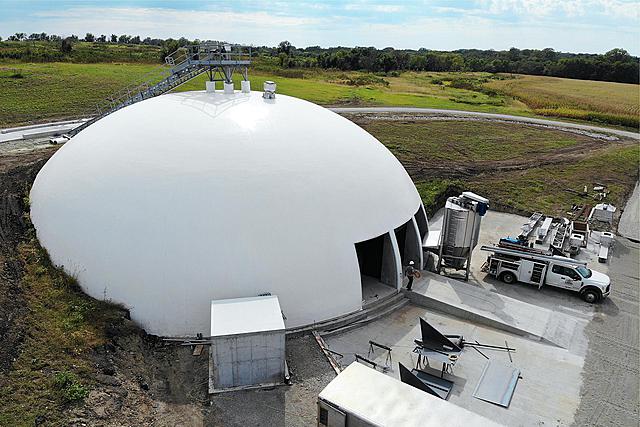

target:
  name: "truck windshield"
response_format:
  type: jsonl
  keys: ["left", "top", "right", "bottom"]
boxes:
{"left": 576, "top": 266, "right": 592, "bottom": 278}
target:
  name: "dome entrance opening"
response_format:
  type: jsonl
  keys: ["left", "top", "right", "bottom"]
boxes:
{"left": 356, "top": 233, "right": 399, "bottom": 305}
{"left": 394, "top": 218, "right": 422, "bottom": 270}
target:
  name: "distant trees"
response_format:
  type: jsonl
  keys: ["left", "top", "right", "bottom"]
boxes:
{"left": 277, "top": 40, "right": 293, "bottom": 56}
{"left": 8, "top": 33, "right": 26, "bottom": 41}
{"left": 60, "top": 37, "right": 74, "bottom": 54}
{"left": 310, "top": 46, "right": 638, "bottom": 84}
{"left": 26, "top": 32, "right": 49, "bottom": 41}
{"left": 1, "top": 31, "right": 637, "bottom": 84}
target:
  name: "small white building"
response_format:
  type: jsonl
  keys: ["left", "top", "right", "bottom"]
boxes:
{"left": 317, "top": 362, "right": 502, "bottom": 427}
{"left": 590, "top": 203, "right": 617, "bottom": 224}
{"left": 209, "top": 295, "right": 285, "bottom": 393}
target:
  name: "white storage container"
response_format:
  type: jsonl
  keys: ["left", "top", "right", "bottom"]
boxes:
{"left": 209, "top": 295, "right": 285, "bottom": 393}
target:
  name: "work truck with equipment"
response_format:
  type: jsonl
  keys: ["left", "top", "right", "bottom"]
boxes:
{"left": 481, "top": 244, "right": 611, "bottom": 303}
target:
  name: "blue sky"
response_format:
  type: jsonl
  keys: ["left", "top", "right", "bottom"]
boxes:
{"left": 1, "top": 0, "right": 639, "bottom": 54}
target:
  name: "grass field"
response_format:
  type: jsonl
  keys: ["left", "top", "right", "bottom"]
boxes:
{"left": 0, "top": 40, "right": 161, "bottom": 63}
{"left": 0, "top": 62, "right": 158, "bottom": 126}
{"left": 0, "top": 234, "right": 128, "bottom": 426}
{"left": 361, "top": 120, "right": 585, "bottom": 162}
{"left": 358, "top": 120, "right": 640, "bottom": 215}
{"left": 2, "top": 61, "right": 637, "bottom": 129}
{"left": 468, "top": 145, "right": 639, "bottom": 214}
{"left": 486, "top": 74, "right": 640, "bottom": 128}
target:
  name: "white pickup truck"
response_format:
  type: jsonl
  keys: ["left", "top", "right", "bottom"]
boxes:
{"left": 481, "top": 245, "right": 611, "bottom": 303}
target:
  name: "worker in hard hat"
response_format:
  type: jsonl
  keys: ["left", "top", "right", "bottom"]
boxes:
{"left": 405, "top": 261, "right": 417, "bottom": 291}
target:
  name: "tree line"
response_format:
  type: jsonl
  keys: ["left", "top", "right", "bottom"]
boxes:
{"left": 5, "top": 32, "right": 168, "bottom": 46}
{"left": 1, "top": 33, "right": 637, "bottom": 84}
{"left": 270, "top": 42, "right": 639, "bottom": 84}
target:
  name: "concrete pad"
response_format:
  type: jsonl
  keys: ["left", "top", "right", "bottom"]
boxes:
{"left": 323, "top": 304, "right": 585, "bottom": 426}
{"left": 361, "top": 275, "right": 396, "bottom": 305}
{"left": 428, "top": 210, "right": 610, "bottom": 317}
{"left": 0, "top": 119, "right": 86, "bottom": 143}
{"left": 618, "top": 181, "right": 639, "bottom": 242}
{"left": 406, "top": 271, "right": 589, "bottom": 352}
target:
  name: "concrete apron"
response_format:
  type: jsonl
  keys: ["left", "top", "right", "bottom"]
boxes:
{"left": 618, "top": 181, "right": 640, "bottom": 242}
{"left": 405, "top": 271, "right": 590, "bottom": 352}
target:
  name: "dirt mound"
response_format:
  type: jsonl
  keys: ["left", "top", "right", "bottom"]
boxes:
{"left": 0, "top": 150, "right": 54, "bottom": 373}
{"left": 0, "top": 148, "right": 210, "bottom": 425}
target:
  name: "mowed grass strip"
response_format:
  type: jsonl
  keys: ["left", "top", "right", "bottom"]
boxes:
{"left": 485, "top": 74, "right": 640, "bottom": 128}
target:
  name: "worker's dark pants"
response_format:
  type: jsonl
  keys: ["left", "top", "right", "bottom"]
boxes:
{"left": 407, "top": 276, "right": 414, "bottom": 291}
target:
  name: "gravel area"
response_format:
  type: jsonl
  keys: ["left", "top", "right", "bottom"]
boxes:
{"left": 573, "top": 236, "right": 640, "bottom": 426}
{"left": 207, "top": 335, "right": 336, "bottom": 426}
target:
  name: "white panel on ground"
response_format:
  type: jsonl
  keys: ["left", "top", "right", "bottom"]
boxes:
{"left": 473, "top": 360, "right": 521, "bottom": 408}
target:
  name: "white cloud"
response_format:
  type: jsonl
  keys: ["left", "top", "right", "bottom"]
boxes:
{"left": 36, "top": 7, "right": 318, "bottom": 28}
{"left": 22, "top": 6, "right": 322, "bottom": 45}
{"left": 478, "top": 0, "right": 639, "bottom": 19}
{"left": 344, "top": 2, "right": 404, "bottom": 12}
{"left": 2, "top": 3, "right": 637, "bottom": 54}
{"left": 372, "top": 5, "right": 405, "bottom": 12}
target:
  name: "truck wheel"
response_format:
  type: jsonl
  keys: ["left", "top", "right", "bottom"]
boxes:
{"left": 581, "top": 288, "right": 601, "bottom": 303}
{"left": 501, "top": 272, "right": 517, "bottom": 284}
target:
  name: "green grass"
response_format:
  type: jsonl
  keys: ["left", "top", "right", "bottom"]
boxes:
{"left": 175, "top": 70, "right": 527, "bottom": 114}
{"left": 466, "top": 144, "right": 640, "bottom": 214}
{"left": 415, "top": 179, "right": 464, "bottom": 214}
{"left": 360, "top": 120, "right": 640, "bottom": 216}
{"left": 0, "top": 40, "right": 161, "bottom": 63}
{"left": 0, "top": 62, "right": 158, "bottom": 126}
{"left": 0, "top": 61, "right": 637, "bottom": 129}
{"left": 0, "top": 230, "right": 128, "bottom": 426}
{"left": 361, "top": 120, "right": 588, "bottom": 163}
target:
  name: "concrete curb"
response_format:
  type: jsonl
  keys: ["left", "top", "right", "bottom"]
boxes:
{"left": 402, "top": 288, "right": 554, "bottom": 345}
{"left": 403, "top": 272, "right": 588, "bottom": 350}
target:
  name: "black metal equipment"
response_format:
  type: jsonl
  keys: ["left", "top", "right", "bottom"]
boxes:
{"left": 399, "top": 363, "right": 453, "bottom": 400}
{"left": 368, "top": 340, "right": 392, "bottom": 369}
{"left": 418, "top": 318, "right": 463, "bottom": 353}
{"left": 355, "top": 353, "right": 390, "bottom": 372}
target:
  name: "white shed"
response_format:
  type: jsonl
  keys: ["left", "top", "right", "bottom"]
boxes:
{"left": 317, "top": 362, "right": 503, "bottom": 427}
{"left": 590, "top": 203, "right": 617, "bottom": 224}
{"left": 209, "top": 295, "right": 285, "bottom": 393}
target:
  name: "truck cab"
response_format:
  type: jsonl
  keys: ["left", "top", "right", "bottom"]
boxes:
{"left": 546, "top": 263, "right": 610, "bottom": 303}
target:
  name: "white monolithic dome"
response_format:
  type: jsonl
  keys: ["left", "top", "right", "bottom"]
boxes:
{"left": 30, "top": 89, "right": 430, "bottom": 336}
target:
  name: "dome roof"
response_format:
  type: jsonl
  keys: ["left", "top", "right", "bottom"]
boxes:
{"left": 30, "top": 90, "right": 422, "bottom": 336}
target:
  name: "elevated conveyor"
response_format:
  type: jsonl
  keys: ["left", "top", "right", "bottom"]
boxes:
{"left": 67, "top": 42, "right": 251, "bottom": 138}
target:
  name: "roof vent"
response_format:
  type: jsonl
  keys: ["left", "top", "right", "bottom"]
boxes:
{"left": 263, "top": 81, "right": 276, "bottom": 99}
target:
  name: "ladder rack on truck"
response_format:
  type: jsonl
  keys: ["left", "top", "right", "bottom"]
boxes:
{"left": 480, "top": 245, "right": 610, "bottom": 303}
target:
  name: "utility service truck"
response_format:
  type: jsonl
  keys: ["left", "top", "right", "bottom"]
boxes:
{"left": 481, "top": 245, "right": 611, "bottom": 303}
